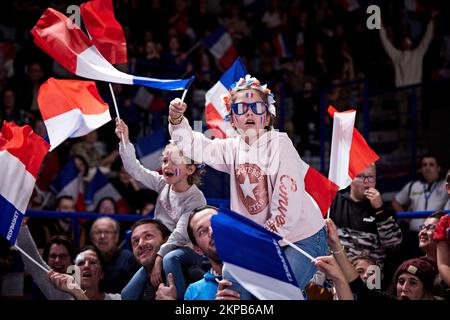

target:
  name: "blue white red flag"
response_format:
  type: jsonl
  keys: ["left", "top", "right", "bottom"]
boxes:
{"left": 0, "top": 122, "right": 49, "bottom": 243}
{"left": 31, "top": 8, "right": 194, "bottom": 91}
{"left": 135, "top": 129, "right": 166, "bottom": 171}
{"left": 50, "top": 159, "right": 85, "bottom": 211}
{"left": 85, "top": 169, "right": 129, "bottom": 212}
{"left": 205, "top": 58, "right": 247, "bottom": 139}
{"left": 211, "top": 208, "right": 304, "bottom": 300}
{"left": 203, "top": 27, "right": 238, "bottom": 70}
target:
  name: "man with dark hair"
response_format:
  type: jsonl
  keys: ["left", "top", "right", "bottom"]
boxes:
{"left": 392, "top": 154, "right": 448, "bottom": 233}
{"left": 121, "top": 218, "right": 171, "bottom": 300}
{"left": 89, "top": 217, "right": 139, "bottom": 294}
{"left": 184, "top": 205, "right": 240, "bottom": 300}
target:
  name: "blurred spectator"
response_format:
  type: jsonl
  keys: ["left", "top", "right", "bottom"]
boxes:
{"left": 89, "top": 217, "right": 140, "bottom": 294}
{"left": 392, "top": 154, "right": 448, "bottom": 233}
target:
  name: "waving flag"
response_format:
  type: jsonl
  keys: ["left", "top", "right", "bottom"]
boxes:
{"left": 205, "top": 58, "right": 247, "bottom": 139}
{"left": 0, "top": 122, "right": 49, "bottom": 243}
{"left": 211, "top": 208, "right": 304, "bottom": 300}
{"left": 38, "top": 78, "right": 111, "bottom": 151}
{"left": 31, "top": 8, "right": 193, "bottom": 90}
{"left": 204, "top": 27, "right": 238, "bottom": 70}
{"left": 50, "top": 159, "right": 85, "bottom": 212}
{"left": 304, "top": 164, "right": 340, "bottom": 218}
{"left": 273, "top": 32, "right": 291, "bottom": 59}
{"left": 80, "top": 0, "right": 127, "bottom": 65}
{"left": 135, "top": 129, "right": 166, "bottom": 171}
{"left": 85, "top": 169, "right": 129, "bottom": 213}
{"left": 328, "top": 106, "right": 379, "bottom": 189}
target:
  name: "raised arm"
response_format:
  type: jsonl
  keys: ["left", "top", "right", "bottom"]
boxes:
{"left": 379, "top": 21, "right": 401, "bottom": 62}
{"left": 116, "top": 118, "right": 166, "bottom": 193}
{"left": 168, "top": 98, "right": 234, "bottom": 173}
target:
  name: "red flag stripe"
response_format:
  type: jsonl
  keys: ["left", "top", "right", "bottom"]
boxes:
{"left": 80, "top": 0, "right": 127, "bottom": 64}
{"left": 38, "top": 78, "right": 109, "bottom": 120}
{"left": 0, "top": 122, "right": 50, "bottom": 178}
{"left": 305, "top": 166, "right": 339, "bottom": 217}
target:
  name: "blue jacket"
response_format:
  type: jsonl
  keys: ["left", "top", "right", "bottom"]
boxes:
{"left": 184, "top": 269, "right": 221, "bottom": 300}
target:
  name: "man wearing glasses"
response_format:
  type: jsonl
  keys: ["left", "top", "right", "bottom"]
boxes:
{"left": 89, "top": 217, "right": 139, "bottom": 294}
{"left": 329, "top": 163, "right": 403, "bottom": 273}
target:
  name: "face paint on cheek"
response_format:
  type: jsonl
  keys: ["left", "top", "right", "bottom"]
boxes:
{"left": 245, "top": 92, "right": 254, "bottom": 98}
{"left": 175, "top": 168, "right": 180, "bottom": 177}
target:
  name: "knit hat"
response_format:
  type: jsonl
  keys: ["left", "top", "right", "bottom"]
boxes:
{"left": 393, "top": 258, "right": 437, "bottom": 290}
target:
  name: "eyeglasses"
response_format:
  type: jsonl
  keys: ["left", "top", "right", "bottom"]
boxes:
{"left": 92, "top": 230, "right": 117, "bottom": 237}
{"left": 231, "top": 102, "right": 267, "bottom": 115}
{"left": 355, "top": 175, "right": 376, "bottom": 183}
{"left": 418, "top": 224, "right": 436, "bottom": 232}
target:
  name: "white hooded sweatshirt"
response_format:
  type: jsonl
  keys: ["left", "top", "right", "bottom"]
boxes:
{"left": 169, "top": 118, "right": 324, "bottom": 244}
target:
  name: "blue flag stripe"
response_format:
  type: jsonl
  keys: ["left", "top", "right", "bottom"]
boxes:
{"left": 85, "top": 170, "right": 109, "bottom": 203}
{"left": 0, "top": 194, "right": 24, "bottom": 244}
{"left": 136, "top": 129, "right": 166, "bottom": 158}
{"left": 132, "top": 75, "right": 195, "bottom": 91}
{"left": 211, "top": 208, "right": 297, "bottom": 286}
{"left": 220, "top": 58, "right": 247, "bottom": 89}
{"left": 50, "top": 160, "right": 79, "bottom": 194}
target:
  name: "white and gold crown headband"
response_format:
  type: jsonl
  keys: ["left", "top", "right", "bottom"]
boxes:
{"left": 221, "top": 74, "right": 276, "bottom": 117}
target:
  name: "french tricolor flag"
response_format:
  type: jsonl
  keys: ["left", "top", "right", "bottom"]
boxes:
{"left": 50, "top": 159, "right": 85, "bottom": 212}
{"left": 273, "top": 32, "right": 291, "bottom": 59}
{"left": 85, "top": 169, "right": 129, "bottom": 212}
{"left": 135, "top": 129, "right": 166, "bottom": 172}
{"left": 204, "top": 26, "right": 238, "bottom": 70}
{"left": 212, "top": 208, "right": 304, "bottom": 300}
{"left": 205, "top": 58, "right": 247, "bottom": 139}
{"left": 328, "top": 106, "right": 379, "bottom": 189}
{"left": 38, "top": 78, "right": 111, "bottom": 151}
{"left": 31, "top": 8, "right": 193, "bottom": 91}
{"left": 0, "top": 122, "right": 49, "bottom": 243}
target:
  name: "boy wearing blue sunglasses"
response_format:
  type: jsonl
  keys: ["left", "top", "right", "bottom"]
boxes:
{"left": 168, "top": 74, "right": 328, "bottom": 299}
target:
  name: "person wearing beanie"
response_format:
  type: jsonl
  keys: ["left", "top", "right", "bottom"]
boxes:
{"left": 392, "top": 258, "right": 438, "bottom": 300}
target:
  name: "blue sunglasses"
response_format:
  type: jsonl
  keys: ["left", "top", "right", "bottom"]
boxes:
{"left": 231, "top": 102, "right": 268, "bottom": 115}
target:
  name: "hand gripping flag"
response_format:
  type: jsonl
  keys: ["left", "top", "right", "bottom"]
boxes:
{"left": 0, "top": 122, "right": 49, "bottom": 243}
{"left": 211, "top": 208, "right": 304, "bottom": 300}
{"left": 205, "top": 58, "right": 247, "bottom": 139}
{"left": 38, "top": 78, "right": 111, "bottom": 151}
{"left": 328, "top": 106, "right": 379, "bottom": 189}
{"left": 80, "top": 0, "right": 127, "bottom": 64}
{"left": 31, "top": 8, "right": 193, "bottom": 90}
{"left": 85, "top": 169, "right": 129, "bottom": 213}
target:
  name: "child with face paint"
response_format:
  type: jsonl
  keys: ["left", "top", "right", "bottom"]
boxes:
{"left": 115, "top": 119, "right": 206, "bottom": 300}
{"left": 168, "top": 74, "right": 328, "bottom": 298}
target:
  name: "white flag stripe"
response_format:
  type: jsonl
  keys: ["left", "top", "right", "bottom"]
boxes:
{"left": 0, "top": 151, "right": 36, "bottom": 213}
{"left": 225, "top": 263, "right": 304, "bottom": 300}
{"left": 76, "top": 46, "right": 134, "bottom": 84}
{"left": 328, "top": 111, "right": 356, "bottom": 189}
{"left": 44, "top": 108, "right": 111, "bottom": 151}
{"left": 210, "top": 33, "right": 233, "bottom": 59}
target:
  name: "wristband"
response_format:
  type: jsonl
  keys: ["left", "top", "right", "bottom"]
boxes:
{"left": 169, "top": 114, "right": 183, "bottom": 125}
